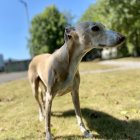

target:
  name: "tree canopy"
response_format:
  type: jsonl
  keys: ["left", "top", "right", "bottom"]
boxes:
{"left": 80, "top": 0, "right": 140, "bottom": 56}
{"left": 28, "top": 5, "right": 68, "bottom": 57}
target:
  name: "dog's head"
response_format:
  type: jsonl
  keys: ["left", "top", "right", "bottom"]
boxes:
{"left": 64, "top": 21, "right": 125, "bottom": 53}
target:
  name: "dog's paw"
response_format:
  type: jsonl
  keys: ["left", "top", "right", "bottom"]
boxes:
{"left": 46, "top": 132, "right": 53, "bottom": 140}
{"left": 84, "top": 130, "right": 93, "bottom": 138}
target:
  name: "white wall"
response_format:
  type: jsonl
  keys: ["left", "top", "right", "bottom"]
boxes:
{"left": 101, "top": 48, "right": 117, "bottom": 60}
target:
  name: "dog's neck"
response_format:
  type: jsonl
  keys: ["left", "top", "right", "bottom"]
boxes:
{"left": 53, "top": 40, "right": 87, "bottom": 91}
{"left": 62, "top": 41, "right": 85, "bottom": 79}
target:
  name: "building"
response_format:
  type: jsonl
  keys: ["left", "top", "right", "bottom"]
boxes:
{"left": 101, "top": 47, "right": 118, "bottom": 60}
{"left": 5, "top": 59, "right": 31, "bottom": 72}
{"left": 0, "top": 54, "right": 5, "bottom": 72}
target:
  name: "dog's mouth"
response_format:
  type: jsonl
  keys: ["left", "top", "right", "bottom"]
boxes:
{"left": 99, "top": 44, "right": 106, "bottom": 47}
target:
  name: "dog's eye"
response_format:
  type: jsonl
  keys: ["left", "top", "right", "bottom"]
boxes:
{"left": 91, "top": 25, "right": 100, "bottom": 32}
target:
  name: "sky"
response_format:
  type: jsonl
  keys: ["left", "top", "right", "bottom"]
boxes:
{"left": 0, "top": 0, "right": 96, "bottom": 60}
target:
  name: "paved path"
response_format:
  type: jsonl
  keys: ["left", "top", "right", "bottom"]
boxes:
{"left": 81, "top": 60, "right": 140, "bottom": 74}
{"left": 0, "top": 71, "right": 27, "bottom": 84}
{"left": 0, "top": 60, "right": 140, "bottom": 84}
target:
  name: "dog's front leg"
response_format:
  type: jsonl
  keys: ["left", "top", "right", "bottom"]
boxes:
{"left": 45, "top": 91, "right": 53, "bottom": 140}
{"left": 71, "top": 73, "right": 93, "bottom": 138}
{"left": 71, "top": 89, "right": 93, "bottom": 138}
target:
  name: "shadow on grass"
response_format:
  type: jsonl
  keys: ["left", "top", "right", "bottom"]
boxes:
{"left": 54, "top": 134, "right": 101, "bottom": 140}
{"left": 54, "top": 135, "right": 84, "bottom": 140}
{"left": 52, "top": 108, "right": 140, "bottom": 140}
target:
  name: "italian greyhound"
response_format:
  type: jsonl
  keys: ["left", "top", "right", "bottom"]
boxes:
{"left": 28, "top": 21, "right": 125, "bottom": 140}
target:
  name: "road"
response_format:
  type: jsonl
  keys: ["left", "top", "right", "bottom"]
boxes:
{"left": 0, "top": 60, "right": 140, "bottom": 84}
{"left": 0, "top": 71, "right": 27, "bottom": 84}
{"left": 81, "top": 60, "right": 140, "bottom": 74}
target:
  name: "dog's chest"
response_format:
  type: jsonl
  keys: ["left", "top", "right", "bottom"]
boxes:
{"left": 57, "top": 84, "right": 72, "bottom": 96}
{"left": 53, "top": 76, "right": 73, "bottom": 96}
{"left": 52, "top": 61, "right": 79, "bottom": 96}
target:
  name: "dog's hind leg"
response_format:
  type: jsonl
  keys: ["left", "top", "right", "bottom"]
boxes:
{"left": 39, "top": 79, "right": 46, "bottom": 111}
{"left": 40, "top": 90, "right": 45, "bottom": 110}
{"left": 45, "top": 92, "right": 53, "bottom": 140}
{"left": 31, "top": 77, "right": 45, "bottom": 121}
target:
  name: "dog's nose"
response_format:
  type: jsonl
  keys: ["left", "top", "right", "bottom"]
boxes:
{"left": 118, "top": 34, "right": 126, "bottom": 43}
{"left": 119, "top": 36, "right": 125, "bottom": 42}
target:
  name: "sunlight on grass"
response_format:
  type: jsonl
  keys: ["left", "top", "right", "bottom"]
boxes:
{"left": 79, "top": 61, "right": 116, "bottom": 71}
{"left": 0, "top": 62, "right": 140, "bottom": 140}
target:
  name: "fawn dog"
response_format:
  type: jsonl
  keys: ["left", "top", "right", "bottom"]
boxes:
{"left": 28, "top": 21, "right": 125, "bottom": 140}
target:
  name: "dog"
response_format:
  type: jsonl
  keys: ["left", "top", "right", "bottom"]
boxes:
{"left": 28, "top": 21, "right": 125, "bottom": 140}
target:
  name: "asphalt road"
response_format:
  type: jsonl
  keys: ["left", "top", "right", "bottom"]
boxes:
{"left": 0, "top": 71, "right": 27, "bottom": 84}
{"left": 0, "top": 60, "right": 140, "bottom": 84}
{"left": 82, "top": 60, "right": 140, "bottom": 74}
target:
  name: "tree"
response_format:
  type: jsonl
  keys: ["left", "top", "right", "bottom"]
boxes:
{"left": 28, "top": 5, "right": 68, "bottom": 57}
{"left": 107, "top": 0, "right": 140, "bottom": 56}
{"left": 80, "top": 0, "right": 140, "bottom": 57}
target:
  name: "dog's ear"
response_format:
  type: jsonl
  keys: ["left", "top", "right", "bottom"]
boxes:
{"left": 64, "top": 26, "right": 75, "bottom": 42}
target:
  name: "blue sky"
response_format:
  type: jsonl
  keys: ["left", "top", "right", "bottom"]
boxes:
{"left": 0, "top": 0, "right": 96, "bottom": 60}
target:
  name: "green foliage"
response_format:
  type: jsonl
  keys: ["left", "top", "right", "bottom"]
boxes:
{"left": 28, "top": 5, "right": 68, "bottom": 56}
{"left": 80, "top": 0, "right": 140, "bottom": 57}
{"left": 80, "top": 1, "right": 109, "bottom": 26}
{"left": 118, "top": 44, "right": 129, "bottom": 57}
{"left": 108, "top": 0, "right": 140, "bottom": 56}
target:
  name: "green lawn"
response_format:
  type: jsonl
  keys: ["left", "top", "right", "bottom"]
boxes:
{"left": 0, "top": 62, "right": 140, "bottom": 140}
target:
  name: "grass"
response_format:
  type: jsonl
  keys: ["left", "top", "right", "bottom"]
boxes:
{"left": 79, "top": 61, "right": 116, "bottom": 71}
{"left": 0, "top": 61, "right": 140, "bottom": 140}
